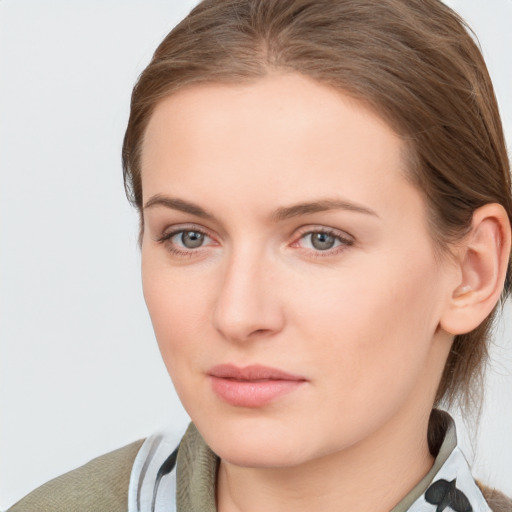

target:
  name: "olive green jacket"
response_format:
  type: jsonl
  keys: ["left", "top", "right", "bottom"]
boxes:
{"left": 7, "top": 439, "right": 143, "bottom": 512}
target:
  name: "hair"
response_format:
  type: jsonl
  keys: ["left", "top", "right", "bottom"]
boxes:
{"left": 122, "top": 0, "right": 512, "bottom": 413}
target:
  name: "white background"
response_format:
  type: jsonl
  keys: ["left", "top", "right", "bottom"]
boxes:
{"left": 0, "top": 1, "right": 511, "bottom": 509}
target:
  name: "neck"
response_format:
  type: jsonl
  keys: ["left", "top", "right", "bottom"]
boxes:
{"left": 217, "top": 406, "right": 435, "bottom": 512}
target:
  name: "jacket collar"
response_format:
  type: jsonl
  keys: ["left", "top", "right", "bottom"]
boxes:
{"left": 130, "top": 410, "right": 491, "bottom": 512}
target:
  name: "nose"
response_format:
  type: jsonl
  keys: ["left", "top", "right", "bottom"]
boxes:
{"left": 212, "top": 247, "right": 285, "bottom": 343}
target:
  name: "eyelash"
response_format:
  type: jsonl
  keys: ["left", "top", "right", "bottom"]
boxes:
{"left": 155, "top": 226, "right": 217, "bottom": 258}
{"left": 292, "top": 228, "right": 354, "bottom": 258}
{"left": 155, "top": 225, "right": 354, "bottom": 259}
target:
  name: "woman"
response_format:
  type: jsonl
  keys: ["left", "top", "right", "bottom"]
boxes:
{"left": 7, "top": 0, "right": 512, "bottom": 511}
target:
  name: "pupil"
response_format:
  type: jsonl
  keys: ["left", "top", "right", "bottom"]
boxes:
{"left": 182, "top": 231, "right": 204, "bottom": 248}
{"left": 311, "top": 232, "right": 335, "bottom": 250}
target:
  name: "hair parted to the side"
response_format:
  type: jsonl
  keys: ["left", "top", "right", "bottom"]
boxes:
{"left": 122, "top": 0, "right": 512, "bottom": 412}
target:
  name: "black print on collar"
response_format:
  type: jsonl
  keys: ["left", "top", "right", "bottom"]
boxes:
{"left": 425, "top": 478, "right": 473, "bottom": 512}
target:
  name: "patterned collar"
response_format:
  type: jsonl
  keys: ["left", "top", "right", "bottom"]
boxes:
{"left": 392, "top": 410, "right": 490, "bottom": 512}
{"left": 129, "top": 410, "right": 491, "bottom": 512}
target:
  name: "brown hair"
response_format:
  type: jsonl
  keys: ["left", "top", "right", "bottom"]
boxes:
{"left": 122, "top": 0, "right": 512, "bottom": 411}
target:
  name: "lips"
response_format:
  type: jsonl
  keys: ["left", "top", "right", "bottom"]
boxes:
{"left": 208, "top": 364, "right": 307, "bottom": 407}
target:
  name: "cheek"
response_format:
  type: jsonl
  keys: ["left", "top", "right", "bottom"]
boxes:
{"left": 141, "top": 254, "right": 213, "bottom": 367}
{"left": 141, "top": 260, "right": 217, "bottom": 417}
{"left": 291, "top": 249, "right": 443, "bottom": 391}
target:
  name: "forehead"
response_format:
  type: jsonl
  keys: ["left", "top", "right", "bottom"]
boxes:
{"left": 140, "top": 73, "right": 415, "bottom": 220}
{"left": 142, "top": 74, "right": 402, "bottom": 155}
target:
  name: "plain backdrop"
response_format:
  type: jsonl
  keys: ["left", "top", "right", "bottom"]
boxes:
{"left": 0, "top": 0, "right": 511, "bottom": 509}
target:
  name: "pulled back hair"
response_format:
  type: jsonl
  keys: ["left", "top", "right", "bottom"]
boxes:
{"left": 123, "top": 0, "right": 512, "bottom": 412}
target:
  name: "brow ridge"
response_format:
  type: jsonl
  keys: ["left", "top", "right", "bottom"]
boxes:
{"left": 271, "top": 199, "right": 379, "bottom": 222}
{"left": 144, "top": 195, "right": 378, "bottom": 222}
{"left": 144, "top": 195, "right": 214, "bottom": 219}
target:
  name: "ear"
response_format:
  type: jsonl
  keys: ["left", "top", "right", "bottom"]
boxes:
{"left": 440, "top": 203, "right": 511, "bottom": 335}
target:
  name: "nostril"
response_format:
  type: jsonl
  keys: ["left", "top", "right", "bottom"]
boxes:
{"left": 247, "top": 328, "right": 273, "bottom": 339}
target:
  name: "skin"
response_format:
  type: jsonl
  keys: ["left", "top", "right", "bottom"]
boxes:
{"left": 140, "top": 73, "right": 463, "bottom": 512}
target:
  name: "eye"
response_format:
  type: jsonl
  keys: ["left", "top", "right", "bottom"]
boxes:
{"left": 171, "top": 230, "right": 208, "bottom": 249}
{"left": 156, "top": 226, "right": 215, "bottom": 256}
{"left": 305, "top": 232, "right": 339, "bottom": 251}
{"left": 294, "top": 228, "right": 353, "bottom": 255}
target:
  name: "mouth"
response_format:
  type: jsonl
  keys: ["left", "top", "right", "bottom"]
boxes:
{"left": 207, "top": 364, "right": 307, "bottom": 408}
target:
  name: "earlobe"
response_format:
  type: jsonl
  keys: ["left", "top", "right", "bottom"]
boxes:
{"left": 440, "top": 203, "right": 511, "bottom": 335}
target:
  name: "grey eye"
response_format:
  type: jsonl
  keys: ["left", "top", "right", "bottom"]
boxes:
{"left": 310, "top": 232, "right": 337, "bottom": 250}
{"left": 179, "top": 231, "right": 205, "bottom": 248}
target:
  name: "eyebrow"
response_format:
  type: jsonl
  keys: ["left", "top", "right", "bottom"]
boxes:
{"left": 271, "top": 198, "right": 379, "bottom": 221}
{"left": 144, "top": 195, "right": 215, "bottom": 219}
{"left": 143, "top": 194, "right": 379, "bottom": 221}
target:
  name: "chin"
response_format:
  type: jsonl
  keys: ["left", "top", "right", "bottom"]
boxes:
{"left": 193, "top": 413, "right": 322, "bottom": 469}
{"left": 215, "top": 437, "right": 310, "bottom": 469}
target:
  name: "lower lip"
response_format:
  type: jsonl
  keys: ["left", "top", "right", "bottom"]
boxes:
{"left": 209, "top": 376, "right": 305, "bottom": 407}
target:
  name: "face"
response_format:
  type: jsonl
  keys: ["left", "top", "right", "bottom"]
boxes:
{"left": 140, "top": 74, "right": 455, "bottom": 468}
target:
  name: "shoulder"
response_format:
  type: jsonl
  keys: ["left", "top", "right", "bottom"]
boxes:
{"left": 7, "top": 439, "right": 144, "bottom": 512}
{"left": 478, "top": 482, "right": 512, "bottom": 512}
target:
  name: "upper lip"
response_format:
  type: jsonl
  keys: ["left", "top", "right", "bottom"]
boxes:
{"left": 208, "top": 364, "right": 306, "bottom": 381}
